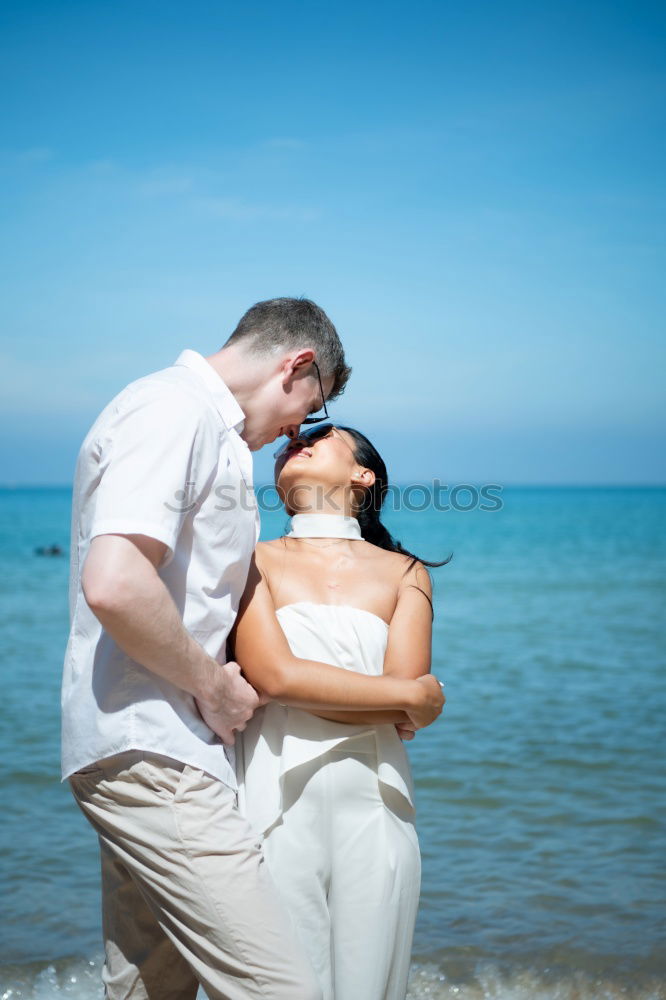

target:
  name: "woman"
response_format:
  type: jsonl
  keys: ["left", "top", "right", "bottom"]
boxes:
{"left": 232, "top": 424, "right": 448, "bottom": 1000}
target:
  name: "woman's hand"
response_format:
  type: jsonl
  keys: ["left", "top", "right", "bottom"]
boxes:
{"left": 404, "top": 674, "right": 445, "bottom": 730}
{"left": 395, "top": 721, "right": 417, "bottom": 741}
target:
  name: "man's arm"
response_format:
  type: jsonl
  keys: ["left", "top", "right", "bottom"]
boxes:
{"left": 82, "top": 533, "right": 261, "bottom": 744}
{"left": 231, "top": 557, "right": 443, "bottom": 730}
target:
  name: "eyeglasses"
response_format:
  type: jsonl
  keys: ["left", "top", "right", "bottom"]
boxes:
{"left": 300, "top": 360, "right": 329, "bottom": 425}
{"left": 273, "top": 423, "right": 340, "bottom": 460}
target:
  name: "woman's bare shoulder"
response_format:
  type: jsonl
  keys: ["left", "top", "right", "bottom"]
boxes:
{"left": 256, "top": 538, "right": 285, "bottom": 551}
{"left": 365, "top": 544, "right": 431, "bottom": 590}
{"left": 254, "top": 538, "right": 285, "bottom": 567}
{"left": 363, "top": 541, "right": 416, "bottom": 568}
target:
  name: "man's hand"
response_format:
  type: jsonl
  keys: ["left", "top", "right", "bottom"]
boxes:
{"left": 404, "top": 674, "right": 445, "bottom": 730}
{"left": 195, "top": 661, "right": 265, "bottom": 745}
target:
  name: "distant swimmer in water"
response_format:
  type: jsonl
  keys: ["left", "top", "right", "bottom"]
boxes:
{"left": 35, "top": 544, "right": 64, "bottom": 556}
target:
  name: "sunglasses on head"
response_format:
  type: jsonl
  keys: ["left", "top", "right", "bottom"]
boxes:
{"left": 273, "top": 423, "right": 336, "bottom": 460}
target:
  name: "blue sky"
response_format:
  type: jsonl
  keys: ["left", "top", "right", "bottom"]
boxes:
{"left": 1, "top": 0, "right": 664, "bottom": 485}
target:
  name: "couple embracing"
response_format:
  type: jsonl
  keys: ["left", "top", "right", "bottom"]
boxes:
{"left": 61, "top": 297, "right": 446, "bottom": 1000}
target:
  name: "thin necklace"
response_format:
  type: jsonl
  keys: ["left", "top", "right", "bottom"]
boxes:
{"left": 287, "top": 536, "right": 353, "bottom": 549}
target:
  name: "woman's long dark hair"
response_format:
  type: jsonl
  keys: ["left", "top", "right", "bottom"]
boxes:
{"left": 338, "top": 425, "right": 452, "bottom": 570}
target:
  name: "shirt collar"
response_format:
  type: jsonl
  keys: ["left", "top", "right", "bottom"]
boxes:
{"left": 174, "top": 350, "right": 246, "bottom": 433}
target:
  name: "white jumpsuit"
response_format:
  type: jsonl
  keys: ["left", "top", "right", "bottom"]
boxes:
{"left": 237, "top": 601, "right": 421, "bottom": 1000}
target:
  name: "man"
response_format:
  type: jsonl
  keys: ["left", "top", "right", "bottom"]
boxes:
{"left": 63, "top": 297, "right": 443, "bottom": 999}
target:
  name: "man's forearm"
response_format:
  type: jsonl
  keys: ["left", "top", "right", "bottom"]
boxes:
{"left": 82, "top": 533, "right": 262, "bottom": 745}
{"left": 87, "top": 569, "right": 219, "bottom": 701}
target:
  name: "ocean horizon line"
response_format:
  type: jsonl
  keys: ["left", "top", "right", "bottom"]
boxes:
{"left": 2, "top": 481, "right": 666, "bottom": 492}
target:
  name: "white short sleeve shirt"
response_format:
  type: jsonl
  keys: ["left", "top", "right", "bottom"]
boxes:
{"left": 61, "top": 350, "right": 260, "bottom": 787}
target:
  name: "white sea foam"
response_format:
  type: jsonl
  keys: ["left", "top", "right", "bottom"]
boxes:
{"left": 0, "top": 958, "right": 102, "bottom": 999}
{"left": 407, "top": 962, "right": 666, "bottom": 1000}
{"left": 2, "top": 958, "right": 665, "bottom": 1000}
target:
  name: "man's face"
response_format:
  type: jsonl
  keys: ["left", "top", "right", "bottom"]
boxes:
{"left": 241, "top": 361, "right": 334, "bottom": 452}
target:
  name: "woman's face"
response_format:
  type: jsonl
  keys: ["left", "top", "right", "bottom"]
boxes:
{"left": 274, "top": 426, "right": 363, "bottom": 508}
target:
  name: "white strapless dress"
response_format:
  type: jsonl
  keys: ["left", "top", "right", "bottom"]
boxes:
{"left": 237, "top": 601, "right": 420, "bottom": 1000}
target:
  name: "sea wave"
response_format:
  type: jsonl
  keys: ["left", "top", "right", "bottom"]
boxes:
{"left": 2, "top": 957, "right": 665, "bottom": 1000}
{"left": 408, "top": 962, "right": 666, "bottom": 999}
{"left": 0, "top": 957, "right": 101, "bottom": 1000}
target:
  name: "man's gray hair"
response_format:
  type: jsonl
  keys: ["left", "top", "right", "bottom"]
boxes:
{"left": 223, "top": 297, "right": 351, "bottom": 401}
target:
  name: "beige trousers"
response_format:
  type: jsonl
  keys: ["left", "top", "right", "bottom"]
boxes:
{"left": 69, "top": 751, "right": 321, "bottom": 1000}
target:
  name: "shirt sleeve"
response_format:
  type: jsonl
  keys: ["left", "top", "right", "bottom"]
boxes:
{"left": 90, "top": 382, "right": 218, "bottom": 566}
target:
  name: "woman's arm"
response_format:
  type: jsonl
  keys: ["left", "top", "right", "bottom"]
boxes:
{"left": 231, "top": 556, "right": 443, "bottom": 728}
{"left": 314, "top": 560, "right": 433, "bottom": 725}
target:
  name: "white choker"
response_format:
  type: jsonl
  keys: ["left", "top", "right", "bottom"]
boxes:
{"left": 288, "top": 513, "right": 362, "bottom": 540}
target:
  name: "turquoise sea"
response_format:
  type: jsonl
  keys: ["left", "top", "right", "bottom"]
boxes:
{"left": 0, "top": 486, "right": 664, "bottom": 999}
